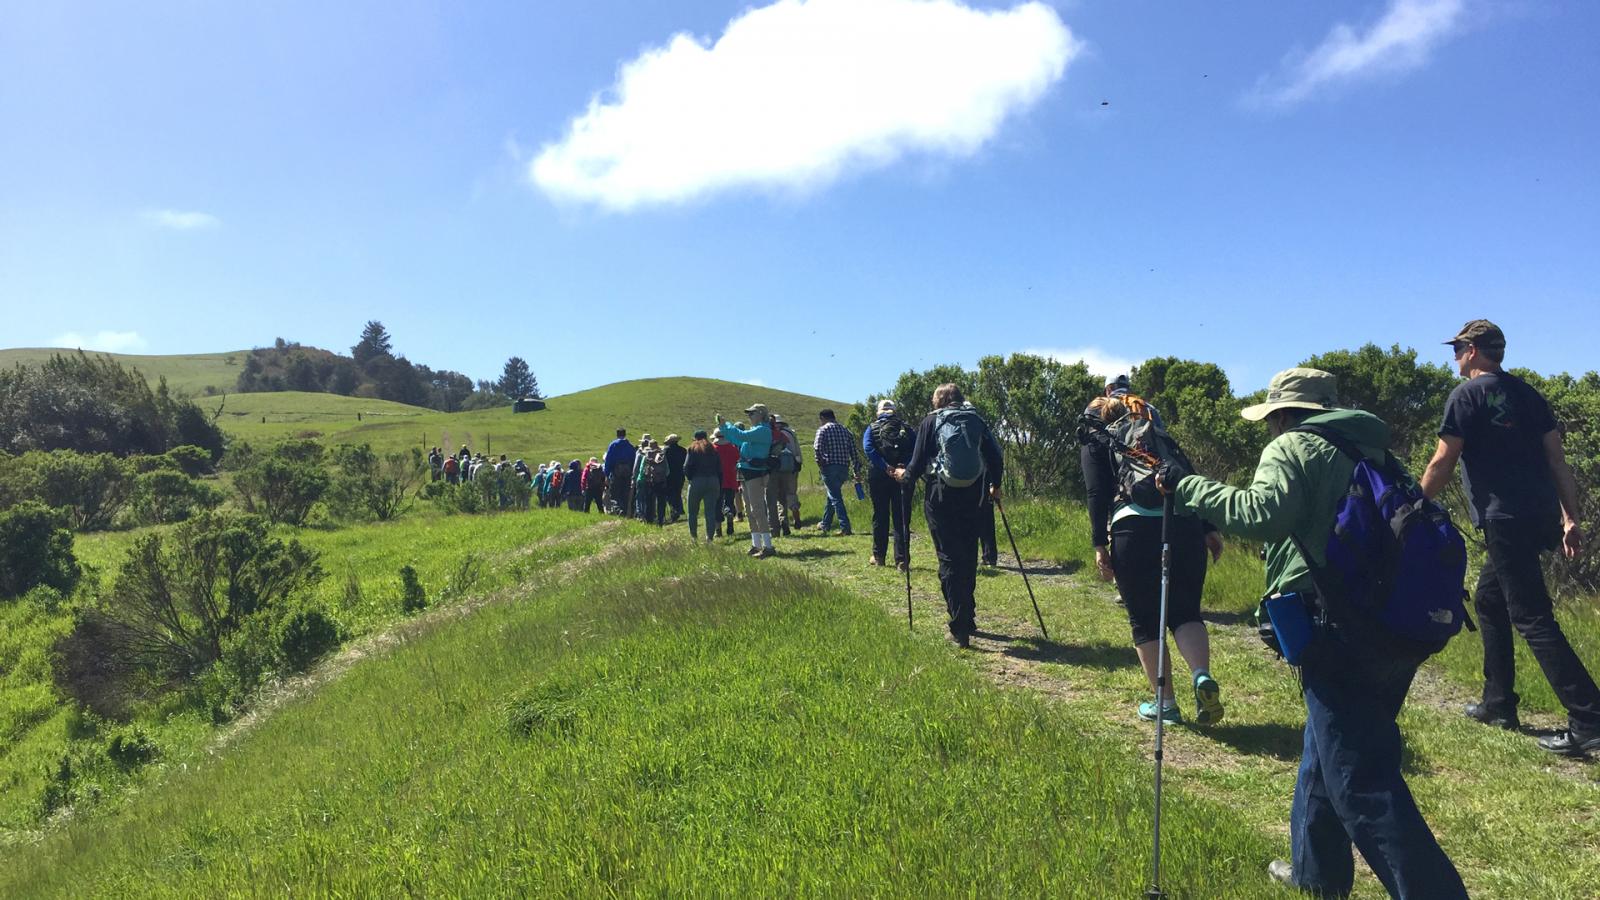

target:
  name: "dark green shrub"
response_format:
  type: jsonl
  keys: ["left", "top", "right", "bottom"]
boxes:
{"left": 276, "top": 605, "right": 340, "bottom": 672}
{"left": 164, "top": 445, "right": 215, "bottom": 477}
{"left": 399, "top": 565, "right": 427, "bottom": 614}
{"left": 104, "top": 724, "right": 157, "bottom": 769}
{"left": 24, "top": 451, "right": 134, "bottom": 531}
{"left": 234, "top": 442, "right": 329, "bottom": 526}
{"left": 0, "top": 501, "right": 80, "bottom": 599}
{"left": 53, "top": 513, "right": 322, "bottom": 718}
{"left": 328, "top": 444, "right": 424, "bottom": 521}
{"left": 131, "top": 470, "right": 225, "bottom": 525}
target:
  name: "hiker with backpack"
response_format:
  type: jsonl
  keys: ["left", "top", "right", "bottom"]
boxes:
{"left": 891, "top": 384, "right": 1005, "bottom": 648}
{"left": 765, "top": 414, "right": 803, "bottom": 536}
{"left": 563, "top": 460, "right": 584, "bottom": 510}
{"left": 1419, "top": 319, "right": 1600, "bottom": 757}
{"left": 683, "top": 430, "right": 723, "bottom": 543}
{"left": 713, "top": 428, "right": 740, "bottom": 538}
{"left": 864, "top": 399, "right": 916, "bottom": 569}
{"left": 581, "top": 458, "right": 606, "bottom": 512}
{"left": 603, "top": 428, "right": 636, "bottom": 517}
{"left": 662, "top": 434, "right": 687, "bottom": 524}
{"left": 1158, "top": 367, "right": 1468, "bottom": 898}
{"left": 813, "top": 408, "right": 863, "bottom": 536}
{"left": 443, "top": 454, "right": 460, "bottom": 485}
{"left": 1081, "top": 394, "right": 1225, "bottom": 726}
{"left": 716, "top": 404, "right": 777, "bottom": 557}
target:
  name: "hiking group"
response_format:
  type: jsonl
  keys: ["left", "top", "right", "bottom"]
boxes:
{"left": 429, "top": 317, "right": 1593, "bottom": 898}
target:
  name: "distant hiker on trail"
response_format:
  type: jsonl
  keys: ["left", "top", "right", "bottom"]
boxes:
{"left": 428, "top": 447, "right": 442, "bottom": 482}
{"left": 513, "top": 458, "right": 531, "bottom": 483}
{"left": 766, "top": 414, "right": 802, "bottom": 535}
{"left": 813, "top": 408, "right": 862, "bottom": 536}
{"left": 863, "top": 398, "right": 916, "bottom": 569}
{"left": 581, "top": 458, "right": 606, "bottom": 512}
{"left": 1081, "top": 394, "right": 1224, "bottom": 726}
{"left": 604, "top": 428, "right": 636, "bottom": 517}
{"left": 717, "top": 404, "right": 776, "bottom": 557}
{"left": 564, "top": 460, "right": 584, "bottom": 510}
{"left": 713, "top": 428, "right": 740, "bottom": 539}
{"left": 683, "top": 430, "right": 722, "bottom": 543}
{"left": 443, "top": 454, "right": 460, "bottom": 485}
{"left": 1420, "top": 319, "right": 1600, "bottom": 757}
{"left": 633, "top": 434, "right": 655, "bottom": 520}
{"left": 891, "top": 384, "right": 1004, "bottom": 648}
{"left": 662, "top": 434, "right": 687, "bottom": 524}
{"left": 1161, "top": 367, "right": 1467, "bottom": 898}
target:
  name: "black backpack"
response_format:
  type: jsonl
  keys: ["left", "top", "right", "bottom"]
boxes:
{"left": 1104, "top": 400, "right": 1191, "bottom": 509}
{"left": 872, "top": 415, "right": 914, "bottom": 467}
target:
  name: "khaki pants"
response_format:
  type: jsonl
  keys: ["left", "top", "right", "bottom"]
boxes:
{"left": 766, "top": 470, "right": 800, "bottom": 530}
{"left": 742, "top": 474, "right": 771, "bottom": 534}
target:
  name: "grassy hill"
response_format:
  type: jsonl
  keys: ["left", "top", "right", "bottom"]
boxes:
{"left": 0, "top": 348, "right": 247, "bottom": 397}
{"left": 220, "top": 377, "right": 848, "bottom": 460}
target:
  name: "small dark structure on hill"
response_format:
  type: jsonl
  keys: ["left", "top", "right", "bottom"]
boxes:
{"left": 513, "top": 398, "right": 546, "bottom": 413}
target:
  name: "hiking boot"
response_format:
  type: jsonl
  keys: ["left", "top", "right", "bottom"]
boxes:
{"left": 756, "top": 547, "right": 775, "bottom": 559}
{"left": 896, "top": 559, "right": 909, "bottom": 572}
{"left": 948, "top": 631, "right": 971, "bottom": 649}
{"left": 1538, "top": 730, "right": 1600, "bottom": 757}
{"left": 1267, "top": 860, "right": 1294, "bottom": 887}
{"left": 1138, "top": 700, "right": 1182, "bottom": 724}
{"left": 839, "top": 529, "right": 853, "bottom": 536}
{"left": 869, "top": 555, "right": 884, "bottom": 567}
{"left": 1193, "top": 673, "right": 1224, "bottom": 726}
{"left": 746, "top": 546, "right": 761, "bottom": 557}
{"left": 781, "top": 524, "right": 791, "bottom": 536}
{"left": 1464, "top": 702, "right": 1520, "bottom": 731}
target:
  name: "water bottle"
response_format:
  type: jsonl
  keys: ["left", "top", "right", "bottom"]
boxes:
{"left": 854, "top": 481, "right": 866, "bottom": 501}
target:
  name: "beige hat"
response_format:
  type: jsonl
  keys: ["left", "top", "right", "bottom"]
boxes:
{"left": 877, "top": 399, "right": 896, "bottom": 414}
{"left": 1240, "top": 368, "right": 1341, "bottom": 421}
{"left": 744, "top": 403, "right": 768, "bottom": 418}
{"left": 664, "top": 434, "right": 680, "bottom": 445}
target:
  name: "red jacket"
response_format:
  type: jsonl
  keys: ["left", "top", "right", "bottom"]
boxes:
{"left": 715, "top": 441, "right": 740, "bottom": 488}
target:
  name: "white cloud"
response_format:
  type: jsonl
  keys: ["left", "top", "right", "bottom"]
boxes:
{"left": 531, "top": 0, "right": 1080, "bottom": 210}
{"left": 1248, "top": 0, "right": 1466, "bottom": 107}
{"left": 51, "top": 330, "right": 149, "bottom": 353}
{"left": 143, "top": 209, "right": 220, "bottom": 230}
{"left": 1022, "top": 346, "right": 1139, "bottom": 380}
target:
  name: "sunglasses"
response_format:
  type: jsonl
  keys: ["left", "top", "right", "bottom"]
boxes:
{"left": 1451, "top": 341, "right": 1472, "bottom": 358}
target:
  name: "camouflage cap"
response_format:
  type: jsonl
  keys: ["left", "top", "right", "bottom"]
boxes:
{"left": 1444, "top": 319, "right": 1506, "bottom": 350}
{"left": 1239, "top": 368, "right": 1340, "bottom": 421}
{"left": 744, "top": 403, "right": 768, "bottom": 417}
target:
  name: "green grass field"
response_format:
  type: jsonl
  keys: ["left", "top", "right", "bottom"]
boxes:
{"left": 0, "top": 348, "right": 248, "bottom": 397}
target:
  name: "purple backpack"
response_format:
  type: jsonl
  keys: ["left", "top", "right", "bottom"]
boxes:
{"left": 1290, "top": 425, "right": 1472, "bottom": 647}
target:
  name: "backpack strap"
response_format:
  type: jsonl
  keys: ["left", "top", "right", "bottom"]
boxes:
{"left": 1286, "top": 423, "right": 1362, "bottom": 463}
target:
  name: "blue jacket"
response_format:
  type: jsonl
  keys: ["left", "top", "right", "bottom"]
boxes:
{"left": 603, "top": 438, "right": 636, "bottom": 476}
{"left": 718, "top": 420, "right": 773, "bottom": 476}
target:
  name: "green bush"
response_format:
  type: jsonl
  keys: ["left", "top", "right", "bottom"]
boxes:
{"left": 104, "top": 724, "right": 158, "bottom": 770}
{"left": 327, "top": 444, "right": 424, "bottom": 521}
{"left": 131, "top": 470, "right": 225, "bottom": 525}
{"left": 0, "top": 501, "right": 80, "bottom": 599}
{"left": 234, "top": 441, "right": 329, "bottom": 526}
{"left": 276, "top": 605, "right": 341, "bottom": 672}
{"left": 4, "top": 451, "right": 135, "bottom": 531}
{"left": 53, "top": 513, "right": 322, "bottom": 718}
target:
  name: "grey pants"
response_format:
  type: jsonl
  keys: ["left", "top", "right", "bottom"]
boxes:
{"left": 687, "top": 476, "right": 721, "bottom": 539}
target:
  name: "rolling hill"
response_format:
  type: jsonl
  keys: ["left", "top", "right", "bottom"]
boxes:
{"left": 0, "top": 348, "right": 248, "bottom": 397}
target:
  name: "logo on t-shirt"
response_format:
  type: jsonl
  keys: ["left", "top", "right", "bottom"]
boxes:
{"left": 1485, "top": 389, "right": 1514, "bottom": 429}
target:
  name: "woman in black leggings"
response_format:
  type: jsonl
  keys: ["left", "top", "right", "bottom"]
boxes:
{"left": 1082, "top": 395, "right": 1225, "bottom": 725}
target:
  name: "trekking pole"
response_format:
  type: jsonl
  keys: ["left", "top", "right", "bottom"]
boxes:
{"left": 900, "top": 480, "right": 913, "bottom": 631}
{"left": 994, "top": 494, "right": 1048, "bottom": 640}
{"left": 1147, "top": 490, "right": 1176, "bottom": 900}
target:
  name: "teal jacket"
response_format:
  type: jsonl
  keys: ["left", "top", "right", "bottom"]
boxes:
{"left": 717, "top": 421, "right": 773, "bottom": 476}
{"left": 1174, "top": 409, "right": 1390, "bottom": 597}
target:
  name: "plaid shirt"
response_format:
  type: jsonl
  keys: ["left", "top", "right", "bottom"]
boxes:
{"left": 813, "top": 421, "right": 862, "bottom": 474}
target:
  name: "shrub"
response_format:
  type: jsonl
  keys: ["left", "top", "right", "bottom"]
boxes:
{"left": 131, "top": 470, "right": 225, "bottom": 525}
{"left": 164, "top": 445, "right": 215, "bottom": 477}
{"left": 234, "top": 441, "right": 329, "bottom": 526}
{"left": 0, "top": 501, "right": 80, "bottom": 599}
{"left": 276, "top": 605, "right": 341, "bottom": 672}
{"left": 53, "top": 513, "right": 322, "bottom": 718}
{"left": 399, "top": 565, "right": 427, "bottom": 614}
{"left": 104, "top": 724, "right": 158, "bottom": 769}
{"left": 327, "top": 444, "right": 424, "bottom": 521}
{"left": 23, "top": 451, "right": 134, "bottom": 531}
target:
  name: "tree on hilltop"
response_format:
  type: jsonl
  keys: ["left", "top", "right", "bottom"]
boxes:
{"left": 352, "top": 320, "right": 394, "bottom": 368}
{"left": 498, "top": 357, "right": 539, "bottom": 399}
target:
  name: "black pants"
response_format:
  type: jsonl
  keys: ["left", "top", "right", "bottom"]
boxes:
{"left": 1110, "top": 514, "right": 1208, "bottom": 645}
{"left": 869, "top": 472, "right": 913, "bottom": 563}
{"left": 980, "top": 497, "right": 997, "bottom": 566}
{"left": 584, "top": 487, "right": 604, "bottom": 512}
{"left": 1476, "top": 520, "right": 1600, "bottom": 735}
{"left": 924, "top": 487, "right": 983, "bottom": 637}
{"left": 718, "top": 487, "right": 737, "bottom": 535}
{"left": 664, "top": 475, "right": 685, "bottom": 518}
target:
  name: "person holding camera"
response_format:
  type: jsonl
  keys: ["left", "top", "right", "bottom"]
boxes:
{"left": 716, "top": 404, "right": 777, "bottom": 557}
{"left": 1159, "top": 367, "right": 1466, "bottom": 899}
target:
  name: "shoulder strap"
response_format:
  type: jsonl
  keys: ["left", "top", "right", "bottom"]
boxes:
{"left": 1286, "top": 423, "right": 1362, "bottom": 463}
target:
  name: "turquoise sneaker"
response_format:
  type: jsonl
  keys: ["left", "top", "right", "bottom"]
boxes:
{"left": 1138, "top": 700, "right": 1182, "bottom": 724}
{"left": 1194, "top": 673, "right": 1225, "bottom": 725}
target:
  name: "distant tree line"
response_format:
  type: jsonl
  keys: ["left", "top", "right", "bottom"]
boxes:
{"left": 233, "top": 321, "right": 541, "bottom": 413}
{"left": 857, "top": 344, "right": 1600, "bottom": 594}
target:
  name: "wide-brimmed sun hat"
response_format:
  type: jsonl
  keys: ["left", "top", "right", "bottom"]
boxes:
{"left": 1239, "top": 368, "right": 1341, "bottom": 421}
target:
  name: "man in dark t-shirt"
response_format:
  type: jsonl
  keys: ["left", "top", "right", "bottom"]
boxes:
{"left": 1420, "top": 319, "right": 1600, "bottom": 757}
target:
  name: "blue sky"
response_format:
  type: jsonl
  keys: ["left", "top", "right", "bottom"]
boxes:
{"left": 2, "top": 0, "right": 1596, "bottom": 403}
